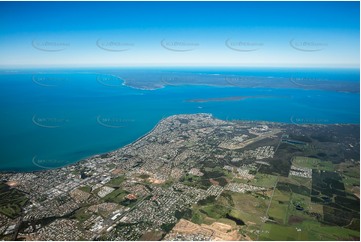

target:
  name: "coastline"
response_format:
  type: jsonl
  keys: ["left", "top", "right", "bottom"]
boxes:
{"left": 81, "top": 113, "right": 214, "bottom": 163}
{"left": 0, "top": 114, "right": 189, "bottom": 174}
{"left": 0, "top": 113, "right": 359, "bottom": 174}
{"left": 112, "top": 72, "right": 360, "bottom": 93}
{"left": 114, "top": 115, "right": 168, "bottom": 151}
{"left": 0, "top": 115, "right": 358, "bottom": 240}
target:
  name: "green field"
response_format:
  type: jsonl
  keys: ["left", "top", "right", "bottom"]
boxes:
{"left": 190, "top": 208, "right": 208, "bottom": 224}
{"left": 343, "top": 174, "right": 360, "bottom": 195}
{"left": 228, "top": 209, "right": 244, "bottom": 221}
{"left": 292, "top": 156, "right": 334, "bottom": 171}
{"left": 249, "top": 173, "right": 278, "bottom": 188}
{"left": 260, "top": 220, "right": 360, "bottom": 241}
{"left": 0, "top": 183, "right": 28, "bottom": 218}
{"left": 101, "top": 188, "right": 128, "bottom": 203}
{"left": 282, "top": 175, "right": 312, "bottom": 189}
{"left": 73, "top": 207, "right": 92, "bottom": 223}
{"left": 338, "top": 160, "right": 360, "bottom": 195}
{"left": 78, "top": 185, "right": 92, "bottom": 193}
{"left": 105, "top": 175, "right": 126, "bottom": 187}
{"left": 193, "top": 194, "right": 231, "bottom": 221}
{"left": 199, "top": 204, "right": 230, "bottom": 219}
{"left": 268, "top": 187, "right": 291, "bottom": 224}
{"left": 229, "top": 191, "right": 268, "bottom": 225}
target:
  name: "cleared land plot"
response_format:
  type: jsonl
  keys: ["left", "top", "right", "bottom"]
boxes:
{"left": 101, "top": 188, "right": 128, "bottom": 203}
{"left": 105, "top": 175, "right": 126, "bottom": 187}
{"left": 0, "top": 183, "right": 28, "bottom": 218}
{"left": 249, "top": 173, "right": 278, "bottom": 188}
{"left": 268, "top": 188, "right": 292, "bottom": 225}
{"left": 260, "top": 220, "right": 360, "bottom": 241}
{"left": 230, "top": 192, "right": 268, "bottom": 225}
{"left": 281, "top": 175, "right": 312, "bottom": 189}
{"left": 292, "top": 156, "right": 334, "bottom": 171}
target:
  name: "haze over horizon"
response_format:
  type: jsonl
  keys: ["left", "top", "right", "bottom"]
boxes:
{"left": 0, "top": 1, "right": 359, "bottom": 69}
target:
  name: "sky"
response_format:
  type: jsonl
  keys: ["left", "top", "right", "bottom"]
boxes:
{"left": 0, "top": 1, "right": 359, "bottom": 68}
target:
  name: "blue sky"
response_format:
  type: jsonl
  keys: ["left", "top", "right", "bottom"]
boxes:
{"left": 0, "top": 1, "right": 359, "bottom": 68}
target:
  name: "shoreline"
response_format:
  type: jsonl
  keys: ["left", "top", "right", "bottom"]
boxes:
{"left": 113, "top": 72, "right": 360, "bottom": 93}
{"left": 0, "top": 114, "right": 186, "bottom": 175}
{"left": 0, "top": 113, "right": 359, "bottom": 174}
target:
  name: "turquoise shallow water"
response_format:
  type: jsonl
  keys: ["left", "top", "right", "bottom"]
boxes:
{"left": 0, "top": 68, "right": 359, "bottom": 171}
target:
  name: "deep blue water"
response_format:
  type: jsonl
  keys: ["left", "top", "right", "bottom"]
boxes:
{"left": 0, "top": 68, "right": 359, "bottom": 171}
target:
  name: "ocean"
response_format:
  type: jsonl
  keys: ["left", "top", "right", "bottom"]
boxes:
{"left": 0, "top": 68, "right": 359, "bottom": 171}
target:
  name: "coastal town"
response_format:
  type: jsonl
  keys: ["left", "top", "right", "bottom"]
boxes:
{"left": 0, "top": 113, "right": 359, "bottom": 241}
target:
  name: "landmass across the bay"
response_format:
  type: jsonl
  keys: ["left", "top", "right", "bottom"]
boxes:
{"left": 0, "top": 114, "right": 359, "bottom": 241}
{"left": 96, "top": 69, "right": 360, "bottom": 93}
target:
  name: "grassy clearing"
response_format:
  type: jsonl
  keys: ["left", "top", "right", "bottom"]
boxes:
{"left": 230, "top": 192, "right": 268, "bottom": 225}
{"left": 291, "top": 156, "right": 334, "bottom": 171}
{"left": 260, "top": 220, "right": 360, "bottom": 241}
{"left": 105, "top": 175, "right": 126, "bottom": 187}
{"left": 280, "top": 176, "right": 312, "bottom": 190}
{"left": 73, "top": 207, "right": 92, "bottom": 223}
{"left": 249, "top": 173, "right": 278, "bottom": 188}
{"left": 342, "top": 174, "right": 360, "bottom": 194}
{"left": 139, "top": 230, "right": 164, "bottom": 241}
{"left": 199, "top": 204, "right": 230, "bottom": 219}
{"left": 78, "top": 185, "right": 92, "bottom": 193}
{"left": 190, "top": 209, "right": 207, "bottom": 224}
{"left": 260, "top": 209, "right": 359, "bottom": 240}
{"left": 218, "top": 218, "right": 237, "bottom": 227}
{"left": 268, "top": 188, "right": 292, "bottom": 225}
{"left": 302, "top": 220, "right": 359, "bottom": 240}
{"left": 287, "top": 193, "right": 321, "bottom": 223}
{"left": 260, "top": 223, "right": 308, "bottom": 240}
{"left": 290, "top": 193, "right": 311, "bottom": 210}
{"left": 101, "top": 188, "right": 128, "bottom": 203}
{"left": 0, "top": 183, "right": 28, "bottom": 218}
{"left": 336, "top": 160, "right": 360, "bottom": 179}
{"left": 228, "top": 209, "right": 243, "bottom": 220}
{"left": 272, "top": 188, "right": 291, "bottom": 203}
{"left": 268, "top": 199, "right": 289, "bottom": 224}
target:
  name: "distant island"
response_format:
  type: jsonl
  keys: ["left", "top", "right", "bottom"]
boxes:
{"left": 0, "top": 114, "right": 359, "bottom": 240}
{"left": 96, "top": 70, "right": 360, "bottom": 93}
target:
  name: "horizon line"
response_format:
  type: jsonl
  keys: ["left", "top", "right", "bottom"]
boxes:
{"left": 0, "top": 65, "right": 359, "bottom": 70}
